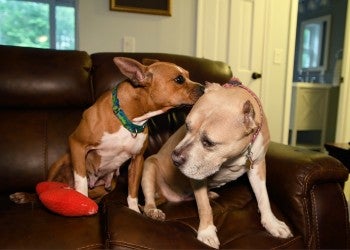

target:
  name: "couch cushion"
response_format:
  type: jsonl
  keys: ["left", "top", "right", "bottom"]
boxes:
{"left": 0, "top": 195, "right": 104, "bottom": 249}
{"left": 0, "top": 108, "right": 83, "bottom": 193}
{"left": 0, "top": 45, "right": 93, "bottom": 108}
{"left": 102, "top": 173, "right": 304, "bottom": 249}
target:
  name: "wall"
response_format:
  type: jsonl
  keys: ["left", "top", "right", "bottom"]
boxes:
{"left": 78, "top": 0, "right": 197, "bottom": 55}
{"left": 78, "top": 0, "right": 294, "bottom": 143}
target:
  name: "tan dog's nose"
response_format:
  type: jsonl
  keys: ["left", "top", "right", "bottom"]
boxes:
{"left": 171, "top": 149, "right": 186, "bottom": 167}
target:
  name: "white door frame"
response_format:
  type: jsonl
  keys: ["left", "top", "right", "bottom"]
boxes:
{"left": 336, "top": 2, "right": 350, "bottom": 142}
{"left": 282, "top": 0, "right": 298, "bottom": 143}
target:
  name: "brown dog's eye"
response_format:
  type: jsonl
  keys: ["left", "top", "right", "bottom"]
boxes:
{"left": 174, "top": 75, "right": 185, "bottom": 84}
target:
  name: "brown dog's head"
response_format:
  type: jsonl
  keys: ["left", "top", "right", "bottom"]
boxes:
{"left": 113, "top": 57, "right": 204, "bottom": 112}
{"left": 172, "top": 83, "right": 265, "bottom": 180}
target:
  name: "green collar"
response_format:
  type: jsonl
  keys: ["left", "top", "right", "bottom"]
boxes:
{"left": 112, "top": 86, "right": 147, "bottom": 136}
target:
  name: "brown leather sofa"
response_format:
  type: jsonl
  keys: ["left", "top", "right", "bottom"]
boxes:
{"left": 0, "top": 44, "right": 349, "bottom": 249}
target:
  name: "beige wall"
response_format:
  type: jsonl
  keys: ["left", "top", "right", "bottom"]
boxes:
{"left": 77, "top": 0, "right": 296, "bottom": 143}
{"left": 78, "top": 0, "right": 197, "bottom": 55}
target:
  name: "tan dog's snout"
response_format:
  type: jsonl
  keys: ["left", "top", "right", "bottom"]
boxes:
{"left": 171, "top": 148, "right": 187, "bottom": 167}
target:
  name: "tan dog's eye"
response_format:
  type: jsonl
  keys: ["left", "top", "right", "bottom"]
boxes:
{"left": 201, "top": 135, "right": 215, "bottom": 149}
{"left": 185, "top": 122, "right": 192, "bottom": 132}
{"left": 174, "top": 75, "right": 185, "bottom": 84}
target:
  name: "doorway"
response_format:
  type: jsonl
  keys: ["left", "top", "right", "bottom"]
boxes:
{"left": 289, "top": 0, "right": 348, "bottom": 151}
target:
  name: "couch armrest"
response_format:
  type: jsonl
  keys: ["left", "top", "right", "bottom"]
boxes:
{"left": 266, "top": 142, "right": 349, "bottom": 249}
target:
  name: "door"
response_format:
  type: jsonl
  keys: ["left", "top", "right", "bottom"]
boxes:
{"left": 227, "top": 0, "right": 266, "bottom": 97}
{"left": 196, "top": 0, "right": 266, "bottom": 97}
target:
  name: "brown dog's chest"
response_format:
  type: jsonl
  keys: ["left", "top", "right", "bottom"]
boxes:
{"left": 87, "top": 127, "right": 147, "bottom": 184}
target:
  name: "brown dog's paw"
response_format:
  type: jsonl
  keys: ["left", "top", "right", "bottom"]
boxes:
{"left": 9, "top": 192, "right": 38, "bottom": 204}
{"left": 144, "top": 208, "right": 166, "bottom": 221}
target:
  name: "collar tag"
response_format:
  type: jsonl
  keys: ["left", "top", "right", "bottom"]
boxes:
{"left": 245, "top": 144, "right": 254, "bottom": 170}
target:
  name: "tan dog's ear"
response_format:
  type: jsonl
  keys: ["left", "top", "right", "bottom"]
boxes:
{"left": 142, "top": 58, "right": 159, "bottom": 66}
{"left": 113, "top": 57, "right": 151, "bottom": 86}
{"left": 204, "top": 82, "right": 222, "bottom": 93}
{"left": 242, "top": 100, "right": 258, "bottom": 135}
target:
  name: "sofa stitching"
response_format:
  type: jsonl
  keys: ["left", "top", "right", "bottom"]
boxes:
{"left": 302, "top": 196, "right": 312, "bottom": 249}
{"left": 310, "top": 186, "right": 320, "bottom": 248}
{"left": 303, "top": 162, "right": 346, "bottom": 194}
{"left": 108, "top": 240, "right": 152, "bottom": 249}
{"left": 77, "top": 243, "right": 105, "bottom": 250}
{"left": 337, "top": 184, "right": 350, "bottom": 248}
{"left": 271, "top": 235, "right": 303, "bottom": 249}
{"left": 303, "top": 158, "right": 346, "bottom": 249}
{"left": 43, "top": 111, "right": 48, "bottom": 179}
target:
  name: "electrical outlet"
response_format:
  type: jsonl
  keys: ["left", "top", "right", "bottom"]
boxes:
{"left": 273, "top": 48, "right": 283, "bottom": 64}
{"left": 123, "top": 36, "right": 135, "bottom": 52}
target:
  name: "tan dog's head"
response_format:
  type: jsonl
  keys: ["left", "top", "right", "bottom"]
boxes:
{"left": 172, "top": 83, "right": 262, "bottom": 180}
{"left": 113, "top": 57, "right": 204, "bottom": 111}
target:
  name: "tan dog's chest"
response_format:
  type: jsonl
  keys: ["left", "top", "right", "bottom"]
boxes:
{"left": 208, "top": 133, "right": 265, "bottom": 189}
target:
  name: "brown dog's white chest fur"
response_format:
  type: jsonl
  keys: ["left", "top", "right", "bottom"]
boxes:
{"left": 86, "top": 127, "right": 147, "bottom": 188}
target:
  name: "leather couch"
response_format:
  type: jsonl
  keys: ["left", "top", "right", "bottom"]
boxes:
{"left": 0, "top": 44, "right": 348, "bottom": 249}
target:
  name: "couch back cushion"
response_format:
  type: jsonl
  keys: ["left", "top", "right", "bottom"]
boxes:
{"left": 91, "top": 52, "right": 233, "bottom": 100}
{"left": 0, "top": 45, "right": 92, "bottom": 193}
{"left": 0, "top": 45, "right": 92, "bottom": 108}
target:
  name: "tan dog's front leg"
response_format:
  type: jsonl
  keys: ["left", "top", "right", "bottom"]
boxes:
{"left": 142, "top": 156, "right": 166, "bottom": 220}
{"left": 69, "top": 136, "right": 88, "bottom": 196}
{"left": 248, "top": 160, "right": 292, "bottom": 238}
{"left": 191, "top": 179, "right": 220, "bottom": 249}
{"left": 127, "top": 154, "right": 144, "bottom": 213}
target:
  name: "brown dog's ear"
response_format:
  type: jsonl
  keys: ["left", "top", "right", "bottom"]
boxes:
{"left": 142, "top": 58, "right": 159, "bottom": 66}
{"left": 113, "top": 57, "right": 150, "bottom": 86}
{"left": 242, "top": 100, "right": 258, "bottom": 135}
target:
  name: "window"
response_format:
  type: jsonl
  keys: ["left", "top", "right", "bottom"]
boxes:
{"left": 0, "top": 0, "right": 77, "bottom": 50}
{"left": 298, "top": 15, "right": 331, "bottom": 72}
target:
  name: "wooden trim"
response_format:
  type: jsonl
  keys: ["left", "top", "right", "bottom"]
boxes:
{"left": 110, "top": 0, "right": 171, "bottom": 16}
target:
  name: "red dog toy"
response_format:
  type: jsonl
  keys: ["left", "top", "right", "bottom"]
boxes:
{"left": 36, "top": 182, "right": 98, "bottom": 217}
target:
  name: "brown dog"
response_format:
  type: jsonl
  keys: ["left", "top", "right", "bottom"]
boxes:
{"left": 10, "top": 57, "right": 204, "bottom": 212}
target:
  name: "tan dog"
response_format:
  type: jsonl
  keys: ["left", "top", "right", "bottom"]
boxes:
{"left": 10, "top": 57, "right": 203, "bottom": 212}
{"left": 142, "top": 82, "right": 292, "bottom": 248}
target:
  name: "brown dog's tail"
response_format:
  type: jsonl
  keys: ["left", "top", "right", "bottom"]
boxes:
{"left": 48, "top": 153, "right": 117, "bottom": 203}
{"left": 47, "top": 153, "right": 74, "bottom": 188}
{"left": 9, "top": 153, "right": 74, "bottom": 205}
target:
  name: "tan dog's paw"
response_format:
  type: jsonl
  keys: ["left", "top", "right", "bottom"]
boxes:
{"left": 9, "top": 192, "right": 37, "bottom": 204}
{"left": 197, "top": 225, "right": 220, "bottom": 249}
{"left": 262, "top": 216, "right": 293, "bottom": 238}
{"left": 208, "top": 191, "right": 219, "bottom": 199}
{"left": 144, "top": 207, "right": 166, "bottom": 221}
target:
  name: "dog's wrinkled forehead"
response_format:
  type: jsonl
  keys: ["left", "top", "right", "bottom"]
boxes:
{"left": 149, "top": 62, "right": 189, "bottom": 76}
{"left": 188, "top": 84, "right": 253, "bottom": 123}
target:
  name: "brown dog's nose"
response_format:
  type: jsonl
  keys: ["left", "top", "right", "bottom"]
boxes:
{"left": 171, "top": 149, "right": 186, "bottom": 167}
{"left": 195, "top": 84, "right": 205, "bottom": 98}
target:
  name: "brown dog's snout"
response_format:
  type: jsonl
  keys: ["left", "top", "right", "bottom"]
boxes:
{"left": 171, "top": 149, "right": 187, "bottom": 167}
{"left": 197, "top": 84, "right": 205, "bottom": 96}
